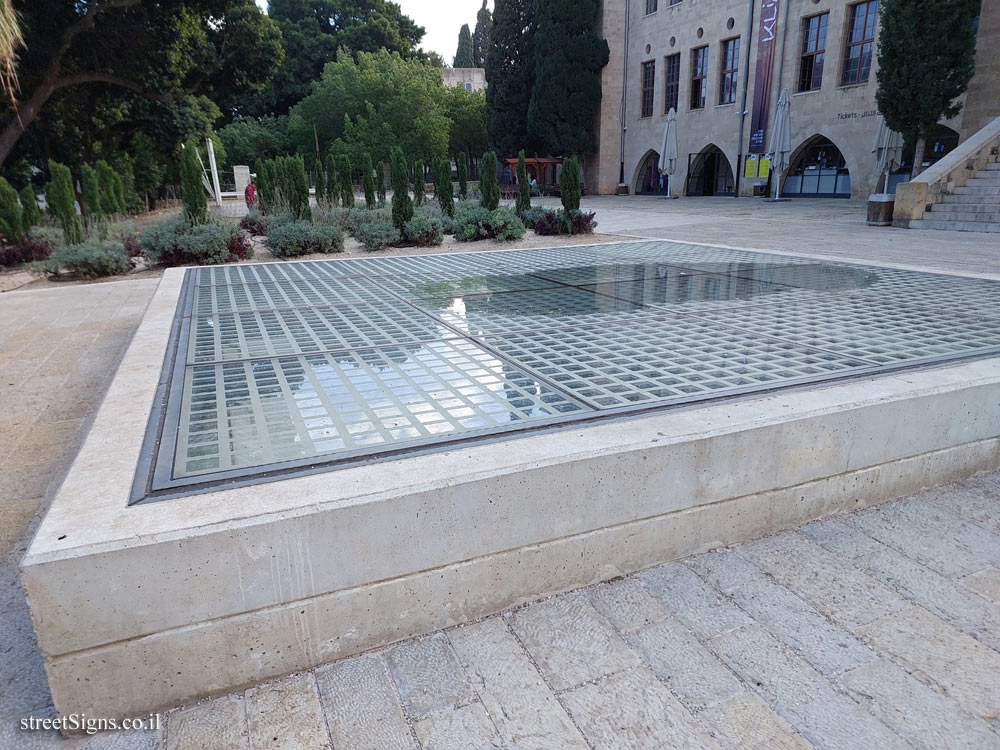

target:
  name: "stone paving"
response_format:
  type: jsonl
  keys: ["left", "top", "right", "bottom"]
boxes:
{"left": 1, "top": 199, "right": 999, "bottom": 747}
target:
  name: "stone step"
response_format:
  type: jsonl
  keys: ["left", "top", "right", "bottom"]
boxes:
{"left": 953, "top": 185, "right": 1000, "bottom": 196}
{"left": 930, "top": 201, "right": 999, "bottom": 214}
{"left": 940, "top": 194, "right": 1000, "bottom": 206}
{"left": 965, "top": 176, "right": 1000, "bottom": 186}
{"left": 910, "top": 219, "right": 1000, "bottom": 233}
{"left": 926, "top": 209, "right": 1000, "bottom": 223}
{"left": 985, "top": 162, "right": 1000, "bottom": 171}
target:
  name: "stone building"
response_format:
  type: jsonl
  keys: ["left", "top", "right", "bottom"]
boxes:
{"left": 442, "top": 67, "right": 487, "bottom": 91}
{"left": 586, "top": 0, "right": 1000, "bottom": 198}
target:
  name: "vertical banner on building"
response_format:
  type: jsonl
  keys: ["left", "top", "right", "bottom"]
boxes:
{"left": 748, "top": 0, "right": 780, "bottom": 153}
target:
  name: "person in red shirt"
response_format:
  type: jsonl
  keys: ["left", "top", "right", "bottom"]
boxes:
{"left": 244, "top": 180, "right": 257, "bottom": 209}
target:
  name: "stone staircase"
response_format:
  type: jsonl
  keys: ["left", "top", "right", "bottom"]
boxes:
{"left": 915, "top": 155, "right": 1000, "bottom": 232}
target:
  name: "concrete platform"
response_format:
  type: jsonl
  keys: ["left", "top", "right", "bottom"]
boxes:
{"left": 19, "top": 253, "right": 1000, "bottom": 720}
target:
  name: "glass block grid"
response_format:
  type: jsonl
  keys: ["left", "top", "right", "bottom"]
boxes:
{"left": 139, "top": 240, "right": 1000, "bottom": 498}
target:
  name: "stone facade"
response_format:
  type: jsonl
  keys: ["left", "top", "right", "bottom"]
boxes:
{"left": 587, "top": 0, "right": 1000, "bottom": 198}
{"left": 442, "top": 67, "right": 487, "bottom": 91}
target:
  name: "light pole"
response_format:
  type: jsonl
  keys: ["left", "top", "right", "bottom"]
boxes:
{"left": 734, "top": 0, "right": 755, "bottom": 198}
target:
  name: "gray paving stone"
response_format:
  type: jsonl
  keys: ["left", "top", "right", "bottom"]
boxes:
{"left": 165, "top": 693, "right": 248, "bottom": 750}
{"left": 799, "top": 517, "right": 884, "bottom": 559}
{"left": 687, "top": 548, "right": 876, "bottom": 675}
{"left": 245, "top": 673, "right": 330, "bottom": 750}
{"left": 922, "top": 476, "right": 1000, "bottom": 534}
{"left": 560, "top": 666, "right": 722, "bottom": 749}
{"left": 628, "top": 618, "right": 743, "bottom": 710}
{"left": 838, "top": 658, "right": 1000, "bottom": 750}
{"left": 413, "top": 703, "right": 503, "bottom": 750}
{"left": 315, "top": 653, "right": 416, "bottom": 750}
{"left": 961, "top": 566, "right": 1000, "bottom": 603}
{"left": 384, "top": 633, "right": 476, "bottom": 720}
{"left": 740, "top": 533, "right": 906, "bottom": 629}
{"left": 708, "top": 624, "right": 910, "bottom": 750}
{"left": 699, "top": 692, "right": 813, "bottom": 750}
{"left": 636, "top": 562, "right": 751, "bottom": 640}
{"left": 895, "top": 497, "right": 1000, "bottom": 565}
{"left": 448, "top": 618, "right": 587, "bottom": 750}
{"left": 585, "top": 578, "right": 669, "bottom": 634}
{"left": 857, "top": 604, "right": 1000, "bottom": 722}
{"left": 506, "top": 592, "right": 641, "bottom": 692}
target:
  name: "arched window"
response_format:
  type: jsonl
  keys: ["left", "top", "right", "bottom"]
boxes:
{"left": 685, "top": 145, "right": 734, "bottom": 196}
{"left": 782, "top": 136, "right": 850, "bottom": 197}
{"left": 634, "top": 151, "right": 668, "bottom": 195}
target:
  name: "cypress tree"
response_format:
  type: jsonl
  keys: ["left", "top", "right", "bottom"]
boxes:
{"left": 375, "top": 161, "right": 386, "bottom": 206}
{"left": 560, "top": 155, "right": 581, "bottom": 212}
{"left": 454, "top": 24, "right": 474, "bottom": 68}
{"left": 390, "top": 147, "right": 413, "bottom": 231}
{"left": 0, "top": 178, "right": 23, "bottom": 242}
{"left": 528, "top": 0, "right": 609, "bottom": 156}
{"left": 259, "top": 160, "right": 274, "bottom": 213}
{"left": 436, "top": 159, "right": 454, "bottom": 217}
{"left": 363, "top": 154, "right": 377, "bottom": 209}
{"left": 292, "top": 155, "right": 311, "bottom": 220}
{"left": 515, "top": 150, "right": 531, "bottom": 215}
{"left": 254, "top": 159, "right": 268, "bottom": 212}
{"left": 325, "top": 154, "right": 339, "bottom": 207}
{"left": 457, "top": 152, "right": 468, "bottom": 200}
{"left": 80, "top": 165, "right": 102, "bottom": 226}
{"left": 314, "top": 162, "right": 325, "bottom": 205}
{"left": 180, "top": 142, "right": 207, "bottom": 224}
{"left": 112, "top": 172, "right": 128, "bottom": 214}
{"left": 412, "top": 159, "right": 425, "bottom": 207}
{"left": 473, "top": 0, "right": 493, "bottom": 68}
{"left": 876, "top": 0, "right": 980, "bottom": 178}
{"left": 486, "top": 0, "right": 536, "bottom": 156}
{"left": 338, "top": 155, "right": 354, "bottom": 208}
{"left": 95, "top": 160, "right": 117, "bottom": 216}
{"left": 19, "top": 186, "right": 40, "bottom": 231}
{"left": 46, "top": 161, "right": 83, "bottom": 244}
{"left": 480, "top": 151, "right": 499, "bottom": 210}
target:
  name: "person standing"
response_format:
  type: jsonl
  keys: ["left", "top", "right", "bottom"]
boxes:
{"left": 244, "top": 179, "right": 257, "bottom": 209}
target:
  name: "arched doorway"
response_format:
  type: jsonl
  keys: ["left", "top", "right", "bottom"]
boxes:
{"left": 685, "top": 145, "right": 734, "bottom": 196}
{"left": 782, "top": 135, "right": 851, "bottom": 197}
{"left": 634, "top": 150, "right": 668, "bottom": 195}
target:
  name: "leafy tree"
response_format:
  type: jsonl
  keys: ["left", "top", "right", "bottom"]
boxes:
{"left": 363, "top": 153, "right": 377, "bottom": 209}
{"left": 444, "top": 86, "right": 488, "bottom": 163}
{"left": 338, "top": 155, "right": 355, "bottom": 208}
{"left": 528, "top": 0, "right": 609, "bottom": 156}
{"left": 436, "top": 159, "right": 454, "bottom": 217}
{"left": 80, "top": 165, "right": 102, "bottom": 225}
{"left": 325, "top": 154, "right": 339, "bottom": 207}
{"left": 19, "top": 185, "right": 40, "bottom": 230}
{"left": 412, "top": 158, "right": 425, "bottom": 207}
{"left": 473, "top": 1, "right": 493, "bottom": 68}
{"left": 180, "top": 141, "right": 207, "bottom": 224}
{"left": 486, "top": 0, "right": 536, "bottom": 156}
{"left": 480, "top": 151, "right": 499, "bottom": 210}
{"left": 218, "top": 116, "right": 290, "bottom": 168}
{"left": 515, "top": 150, "right": 531, "bottom": 214}
{"left": 1, "top": 0, "right": 282, "bottom": 168}
{"left": 457, "top": 151, "right": 468, "bottom": 199}
{"left": 288, "top": 49, "right": 449, "bottom": 167}
{"left": 46, "top": 160, "right": 82, "bottom": 243}
{"left": 390, "top": 147, "right": 412, "bottom": 231}
{"left": 0, "top": 176, "right": 22, "bottom": 242}
{"left": 560, "top": 155, "right": 581, "bottom": 211}
{"left": 250, "top": 0, "right": 425, "bottom": 117}
{"left": 375, "top": 160, "right": 386, "bottom": 205}
{"left": 876, "top": 0, "right": 980, "bottom": 177}
{"left": 454, "top": 24, "right": 475, "bottom": 68}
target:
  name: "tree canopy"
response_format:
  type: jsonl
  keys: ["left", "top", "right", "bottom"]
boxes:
{"left": 486, "top": 0, "right": 536, "bottom": 157}
{"left": 473, "top": 1, "right": 492, "bottom": 68}
{"left": 454, "top": 24, "right": 475, "bottom": 68}
{"left": 444, "top": 85, "right": 488, "bottom": 160}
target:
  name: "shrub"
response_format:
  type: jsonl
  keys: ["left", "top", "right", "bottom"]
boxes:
{"left": 416, "top": 204, "right": 455, "bottom": 235}
{"left": 19, "top": 186, "right": 41, "bottom": 231}
{"left": 533, "top": 209, "right": 564, "bottom": 236}
{"left": 566, "top": 209, "right": 598, "bottom": 235}
{"left": 404, "top": 215, "right": 444, "bottom": 246}
{"left": 480, "top": 151, "right": 499, "bottom": 210}
{"left": 485, "top": 207, "right": 525, "bottom": 241}
{"left": 519, "top": 205, "right": 547, "bottom": 227}
{"left": 356, "top": 220, "right": 401, "bottom": 251}
{"left": 141, "top": 217, "right": 252, "bottom": 266}
{"left": 435, "top": 159, "right": 454, "bottom": 217}
{"left": 43, "top": 240, "right": 132, "bottom": 278}
{"left": 312, "top": 206, "right": 352, "bottom": 231}
{"left": 345, "top": 206, "right": 392, "bottom": 236}
{"left": 46, "top": 161, "right": 82, "bottom": 244}
{"left": 0, "top": 237, "right": 52, "bottom": 266}
{"left": 104, "top": 220, "right": 143, "bottom": 257}
{"left": 180, "top": 142, "right": 207, "bottom": 224}
{"left": 226, "top": 233, "right": 253, "bottom": 262}
{"left": 338, "top": 155, "right": 354, "bottom": 208}
{"left": 457, "top": 151, "right": 468, "bottom": 200}
{"left": 363, "top": 153, "right": 377, "bottom": 209}
{"left": 391, "top": 147, "right": 413, "bottom": 232}
{"left": 412, "top": 159, "right": 425, "bottom": 207}
{"left": 240, "top": 209, "right": 268, "bottom": 235}
{"left": 560, "top": 155, "right": 581, "bottom": 212}
{"left": 266, "top": 220, "right": 344, "bottom": 258}
{"left": 515, "top": 150, "right": 531, "bottom": 215}
{"left": 28, "top": 225, "right": 63, "bottom": 248}
{"left": 0, "top": 177, "right": 23, "bottom": 242}
{"left": 455, "top": 203, "right": 490, "bottom": 241}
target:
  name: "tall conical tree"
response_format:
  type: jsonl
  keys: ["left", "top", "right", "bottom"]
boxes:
{"left": 412, "top": 158, "right": 425, "bottom": 207}
{"left": 338, "top": 155, "right": 354, "bottom": 207}
{"left": 390, "top": 147, "right": 413, "bottom": 231}
{"left": 375, "top": 161, "right": 386, "bottom": 206}
{"left": 454, "top": 24, "right": 474, "bottom": 68}
{"left": 486, "top": 0, "right": 536, "bottom": 156}
{"left": 80, "top": 164, "right": 102, "bottom": 226}
{"left": 876, "top": 0, "right": 980, "bottom": 178}
{"left": 180, "top": 142, "right": 207, "bottom": 224}
{"left": 473, "top": 0, "right": 493, "bottom": 68}
{"left": 314, "top": 162, "right": 325, "bottom": 205}
{"left": 457, "top": 151, "right": 468, "bottom": 199}
{"left": 515, "top": 150, "right": 530, "bottom": 215}
{"left": 0, "top": 177, "right": 22, "bottom": 242}
{"left": 528, "top": 0, "right": 609, "bottom": 156}
{"left": 95, "top": 160, "right": 118, "bottom": 216}
{"left": 46, "top": 160, "right": 82, "bottom": 244}
{"left": 436, "top": 159, "right": 454, "bottom": 217}
{"left": 480, "top": 151, "right": 499, "bottom": 210}
{"left": 363, "top": 153, "right": 377, "bottom": 209}
{"left": 19, "top": 185, "right": 40, "bottom": 231}
{"left": 325, "top": 154, "right": 339, "bottom": 207}
{"left": 560, "top": 155, "right": 581, "bottom": 212}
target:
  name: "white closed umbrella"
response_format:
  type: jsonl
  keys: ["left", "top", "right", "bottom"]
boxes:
{"left": 768, "top": 89, "right": 792, "bottom": 200}
{"left": 658, "top": 107, "right": 678, "bottom": 198}
{"left": 872, "top": 116, "right": 904, "bottom": 193}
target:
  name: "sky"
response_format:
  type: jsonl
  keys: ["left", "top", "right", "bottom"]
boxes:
{"left": 254, "top": 1, "right": 493, "bottom": 64}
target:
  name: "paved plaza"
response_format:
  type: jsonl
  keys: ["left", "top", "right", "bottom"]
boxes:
{"left": 1, "top": 198, "right": 999, "bottom": 748}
